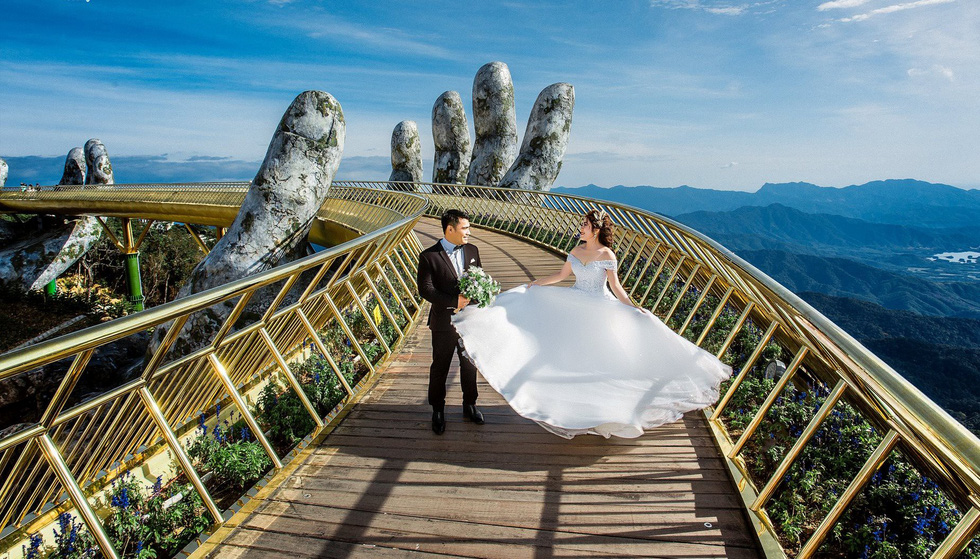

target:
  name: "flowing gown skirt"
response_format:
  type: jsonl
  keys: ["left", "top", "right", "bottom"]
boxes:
{"left": 452, "top": 285, "right": 733, "bottom": 438}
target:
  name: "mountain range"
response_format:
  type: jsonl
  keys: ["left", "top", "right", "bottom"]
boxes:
{"left": 554, "top": 179, "right": 980, "bottom": 228}
{"left": 734, "top": 249, "right": 980, "bottom": 318}
{"left": 674, "top": 204, "right": 979, "bottom": 257}
{"left": 671, "top": 203, "right": 978, "bottom": 283}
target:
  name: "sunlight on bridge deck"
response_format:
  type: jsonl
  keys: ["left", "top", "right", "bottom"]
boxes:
{"left": 203, "top": 220, "right": 761, "bottom": 558}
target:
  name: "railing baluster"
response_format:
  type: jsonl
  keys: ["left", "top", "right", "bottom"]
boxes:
{"left": 711, "top": 321, "right": 779, "bottom": 421}
{"left": 36, "top": 434, "right": 120, "bottom": 558}
{"left": 798, "top": 430, "right": 900, "bottom": 559}
{"left": 651, "top": 255, "right": 687, "bottom": 313}
{"left": 752, "top": 379, "right": 848, "bottom": 510}
{"left": 714, "top": 301, "right": 755, "bottom": 359}
{"left": 207, "top": 354, "right": 282, "bottom": 469}
{"left": 730, "top": 345, "right": 809, "bottom": 457}
{"left": 295, "top": 307, "right": 354, "bottom": 397}
{"left": 345, "top": 282, "right": 391, "bottom": 356}
{"left": 137, "top": 386, "right": 223, "bottom": 524}
{"left": 696, "top": 286, "right": 734, "bottom": 347}
{"left": 931, "top": 506, "right": 980, "bottom": 559}
{"left": 677, "top": 275, "right": 716, "bottom": 336}
{"left": 664, "top": 263, "right": 701, "bottom": 323}
{"left": 260, "top": 328, "right": 324, "bottom": 427}
{"left": 638, "top": 247, "right": 674, "bottom": 306}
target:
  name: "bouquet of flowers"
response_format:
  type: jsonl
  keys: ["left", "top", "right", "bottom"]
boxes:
{"left": 458, "top": 265, "right": 500, "bottom": 308}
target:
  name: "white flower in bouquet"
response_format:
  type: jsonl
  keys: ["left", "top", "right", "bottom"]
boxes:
{"left": 458, "top": 265, "right": 500, "bottom": 308}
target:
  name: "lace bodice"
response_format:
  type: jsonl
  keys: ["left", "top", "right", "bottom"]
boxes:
{"left": 568, "top": 253, "right": 617, "bottom": 299}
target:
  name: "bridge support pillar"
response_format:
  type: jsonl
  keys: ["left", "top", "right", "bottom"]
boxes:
{"left": 125, "top": 251, "right": 144, "bottom": 310}
{"left": 120, "top": 218, "right": 145, "bottom": 311}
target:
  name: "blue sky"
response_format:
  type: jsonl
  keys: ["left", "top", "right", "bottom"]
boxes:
{"left": 1, "top": 0, "right": 977, "bottom": 190}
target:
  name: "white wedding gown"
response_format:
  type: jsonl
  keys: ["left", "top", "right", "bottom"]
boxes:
{"left": 451, "top": 253, "right": 733, "bottom": 439}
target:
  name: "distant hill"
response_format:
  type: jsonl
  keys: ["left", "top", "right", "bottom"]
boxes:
{"left": 800, "top": 292, "right": 980, "bottom": 348}
{"left": 735, "top": 249, "right": 980, "bottom": 318}
{"left": 554, "top": 179, "right": 980, "bottom": 228}
{"left": 800, "top": 292, "right": 980, "bottom": 432}
{"left": 674, "top": 204, "right": 979, "bottom": 254}
{"left": 860, "top": 339, "right": 980, "bottom": 432}
{"left": 671, "top": 204, "right": 979, "bottom": 280}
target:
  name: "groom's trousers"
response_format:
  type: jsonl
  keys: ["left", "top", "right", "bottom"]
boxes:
{"left": 429, "top": 328, "right": 479, "bottom": 412}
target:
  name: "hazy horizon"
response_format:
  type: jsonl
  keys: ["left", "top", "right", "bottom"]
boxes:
{"left": 2, "top": 152, "right": 977, "bottom": 192}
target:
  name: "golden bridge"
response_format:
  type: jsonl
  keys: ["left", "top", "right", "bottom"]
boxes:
{"left": 0, "top": 182, "right": 978, "bottom": 558}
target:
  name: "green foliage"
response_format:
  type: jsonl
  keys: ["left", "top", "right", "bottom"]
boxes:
{"left": 32, "top": 472, "right": 212, "bottom": 559}
{"left": 186, "top": 409, "right": 271, "bottom": 493}
{"left": 79, "top": 219, "right": 208, "bottom": 308}
{"left": 723, "top": 370, "right": 980, "bottom": 558}
{"left": 290, "top": 353, "right": 351, "bottom": 415}
{"left": 102, "top": 471, "right": 210, "bottom": 559}
{"left": 254, "top": 378, "right": 315, "bottom": 454}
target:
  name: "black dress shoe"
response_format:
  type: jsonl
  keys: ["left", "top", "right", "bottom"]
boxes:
{"left": 463, "top": 404, "right": 485, "bottom": 425}
{"left": 431, "top": 411, "right": 446, "bottom": 435}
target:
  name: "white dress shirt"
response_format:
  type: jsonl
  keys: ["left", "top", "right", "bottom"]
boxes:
{"left": 439, "top": 238, "right": 465, "bottom": 277}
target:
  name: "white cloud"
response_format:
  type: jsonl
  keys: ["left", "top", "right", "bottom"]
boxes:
{"left": 721, "top": 161, "right": 739, "bottom": 168}
{"left": 817, "top": 0, "right": 871, "bottom": 10}
{"left": 841, "top": 0, "right": 957, "bottom": 22}
{"left": 907, "top": 65, "right": 955, "bottom": 81}
{"left": 249, "top": 10, "right": 460, "bottom": 61}
{"left": 707, "top": 6, "right": 747, "bottom": 15}
{"left": 650, "top": 0, "right": 751, "bottom": 15}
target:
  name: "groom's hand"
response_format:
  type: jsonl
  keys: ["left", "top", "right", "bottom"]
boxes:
{"left": 456, "top": 294, "right": 470, "bottom": 312}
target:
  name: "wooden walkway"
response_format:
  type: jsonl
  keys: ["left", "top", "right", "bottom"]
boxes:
{"left": 206, "top": 219, "right": 762, "bottom": 558}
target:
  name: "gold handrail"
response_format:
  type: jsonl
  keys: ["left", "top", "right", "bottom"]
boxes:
{"left": 0, "top": 185, "right": 427, "bottom": 557}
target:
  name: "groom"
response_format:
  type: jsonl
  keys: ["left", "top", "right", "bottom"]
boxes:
{"left": 417, "top": 209, "right": 484, "bottom": 434}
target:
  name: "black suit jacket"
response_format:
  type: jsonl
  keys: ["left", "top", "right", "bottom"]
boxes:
{"left": 417, "top": 241, "right": 482, "bottom": 331}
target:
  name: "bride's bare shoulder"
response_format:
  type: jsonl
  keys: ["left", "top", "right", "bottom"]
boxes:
{"left": 599, "top": 247, "right": 616, "bottom": 260}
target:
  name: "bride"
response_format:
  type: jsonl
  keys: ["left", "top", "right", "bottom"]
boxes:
{"left": 452, "top": 209, "right": 733, "bottom": 439}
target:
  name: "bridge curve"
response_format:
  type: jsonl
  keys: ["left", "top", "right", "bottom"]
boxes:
{"left": 203, "top": 218, "right": 761, "bottom": 558}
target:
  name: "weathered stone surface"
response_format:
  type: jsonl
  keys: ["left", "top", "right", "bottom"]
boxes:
{"left": 431, "top": 91, "right": 471, "bottom": 185}
{"left": 60, "top": 147, "right": 86, "bottom": 185}
{"left": 389, "top": 120, "right": 422, "bottom": 186}
{"left": 498, "top": 83, "right": 575, "bottom": 191}
{"left": 28, "top": 217, "right": 102, "bottom": 290}
{"left": 0, "top": 146, "right": 103, "bottom": 290}
{"left": 84, "top": 139, "right": 114, "bottom": 185}
{"left": 0, "top": 158, "right": 7, "bottom": 187}
{"left": 148, "top": 90, "right": 345, "bottom": 359}
{"left": 466, "top": 62, "right": 518, "bottom": 187}
{"left": 29, "top": 147, "right": 103, "bottom": 289}
{"left": 0, "top": 218, "right": 92, "bottom": 288}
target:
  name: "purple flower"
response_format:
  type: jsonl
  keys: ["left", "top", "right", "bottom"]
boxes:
{"left": 111, "top": 486, "right": 131, "bottom": 509}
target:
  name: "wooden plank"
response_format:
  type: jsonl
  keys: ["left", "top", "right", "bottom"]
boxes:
{"left": 207, "top": 219, "right": 762, "bottom": 558}
{"left": 240, "top": 506, "right": 758, "bottom": 559}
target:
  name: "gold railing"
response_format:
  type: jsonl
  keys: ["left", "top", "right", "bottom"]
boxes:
{"left": 0, "top": 185, "right": 427, "bottom": 558}
{"left": 2, "top": 180, "right": 978, "bottom": 557}
{"left": 336, "top": 180, "right": 980, "bottom": 558}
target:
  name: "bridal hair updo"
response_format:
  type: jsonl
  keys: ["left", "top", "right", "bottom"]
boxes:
{"left": 584, "top": 209, "right": 615, "bottom": 248}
